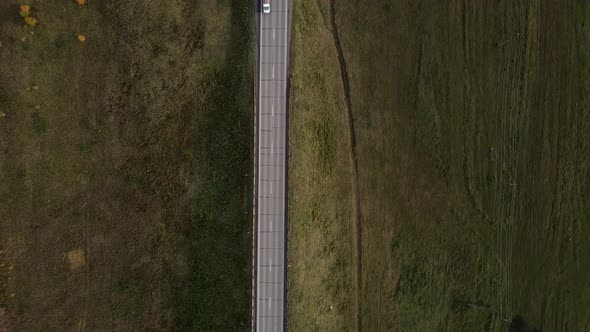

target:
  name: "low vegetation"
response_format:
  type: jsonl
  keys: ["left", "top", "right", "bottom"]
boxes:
{"left": 0, "top": 0, "right": 253, "bottom": 330}
{"left": 289, "top": 0, "right": 590, "bottom": 330}
{"left": 287, "top": 0, "right": 356, "bottom": 330}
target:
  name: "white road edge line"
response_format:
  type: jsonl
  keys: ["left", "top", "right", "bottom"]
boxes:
{"left": 256, "top": 6, "right": 263, "bottom": 332}
{"left": 281, "top": 1, "right": 287, "bottom": 328}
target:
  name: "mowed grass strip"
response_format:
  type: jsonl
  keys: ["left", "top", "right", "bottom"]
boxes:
{"left": 287, "top": 0, "right": 356, "bottom": 330}
{"left": 0, "top": 0, "right": 253, "bottom": 330}
{"left": 290, "top": 0, "right": 590, "bottom": 330}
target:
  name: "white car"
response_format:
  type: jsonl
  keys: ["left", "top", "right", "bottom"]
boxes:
{"left": 263, "top": 1, "right": 270, "bottom": 14}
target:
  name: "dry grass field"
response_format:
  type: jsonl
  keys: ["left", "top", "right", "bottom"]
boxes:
{"left": 288, "top": 0, "right": 590, "bottom": 330}
{"left": 0, "top": 0, "right": 253, "bottom": 330}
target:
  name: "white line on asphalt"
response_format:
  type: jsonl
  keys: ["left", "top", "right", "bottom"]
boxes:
{"left": 272, "top": 66, "right": 275, "bottom": 79}
{"left": 256, "top": 9, "right": 263, "bottom": 331}
{"left": 272, "top": 103, "right": 274, "bottom": 116}
{"left": 273, "top": 28, "right": 275, "bottom": 40}
{"left": 270, "top": 141, "right": 274, "bottom": 199}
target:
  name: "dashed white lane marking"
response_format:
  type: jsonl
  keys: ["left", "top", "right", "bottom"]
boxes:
{"left": 272, "top": 66, "right": 275, "bottom": 79}
{"left": 272, "top": 103, "right": 274, "bottom": 116}
{"left": 273, "top": 28, "right": 275, "bottom": 40}
{"left": 270, "top": 142, "right": 274, "bottom": 194}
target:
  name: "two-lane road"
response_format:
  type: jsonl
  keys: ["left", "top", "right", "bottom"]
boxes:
{"left": 254, "top": 0, "right": 291, "bottom": 331}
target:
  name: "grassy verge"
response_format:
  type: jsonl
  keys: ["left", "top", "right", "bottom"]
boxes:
{"left": 287, "top": 0, "right": 355, "bottom": 330}
{"left": 0, "top": 0, "right": 253, "bottom": 330}
{"left": 289, "top": 0, "right": 590, "bottom": 330}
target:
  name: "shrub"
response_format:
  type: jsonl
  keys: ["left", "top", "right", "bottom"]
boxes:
{"left": 19, "top": 5, "right": 30, "bottom": 17}
{"left": 18, "top": 4, "right": 38, "bottom": 26}
{"left": 24, "top": 17, "right": 38, "bottom": 27}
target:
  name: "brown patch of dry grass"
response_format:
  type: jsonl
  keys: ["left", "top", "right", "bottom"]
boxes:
{"left": 66, "top": 248, "right": 86, "bottom": 271}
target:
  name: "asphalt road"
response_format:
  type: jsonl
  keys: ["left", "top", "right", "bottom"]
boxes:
{"left": 255, "top": 0, "right": 290, "bottom": 331}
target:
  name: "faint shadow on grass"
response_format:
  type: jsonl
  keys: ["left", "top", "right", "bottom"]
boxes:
{"left": 176, "top": 0, "right": 254, "bottom": 330}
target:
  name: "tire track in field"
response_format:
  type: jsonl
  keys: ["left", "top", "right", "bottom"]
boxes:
{"left": 328, "top": 1, "right": 363, "bottom": 330}
{"left": 493, "top": 1, "right": 527, "bottom": 324}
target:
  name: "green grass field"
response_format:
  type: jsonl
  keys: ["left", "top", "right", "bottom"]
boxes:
{"left": 288, "top": 0, "right": 590, "bottom": 330}
{"left": 0, "top": 0, "right": 253, "bottom": 330}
